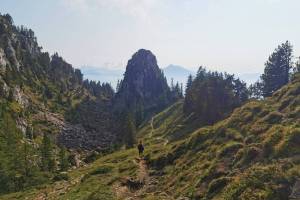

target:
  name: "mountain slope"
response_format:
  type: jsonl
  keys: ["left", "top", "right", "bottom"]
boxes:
{"left": 0, "top": 14, "right": 184, "bottom": 196}
{"left": 0, "top": 13, "right": 119, "bottom": 194}
{"left": 6, "top": 73, "right": 300, "bottom": 199}
{"left": 144, "top": 73, "right": 300, "bottom": 199}
{"left": 0, "top": 14, "right": 117, "bottom": 150}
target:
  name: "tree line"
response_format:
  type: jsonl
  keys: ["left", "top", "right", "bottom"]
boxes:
{"left": 183, "top": 41, "right": 300, "bottom": 126}
{"left": 184, "top": 67, "right": 248, "bottom": 125}
{"left": 249, "top": 41, "right": 299, "bottom": 99}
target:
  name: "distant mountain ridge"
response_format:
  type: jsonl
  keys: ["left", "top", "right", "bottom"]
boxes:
{"left": 163, "top": 64, "right": 194, "bottom": 87}
{"left": 80, "top": 64, "right": 195, "bottom": 89}
{"left": 80, "top": 64, "right": 261, "bottom": 90}
{"left": 80, "top": 66, "right": 124, "bottom": 89}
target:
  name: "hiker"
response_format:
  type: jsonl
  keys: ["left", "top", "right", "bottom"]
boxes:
{"left": 137, "top": 141, "right": 144, "bottom": 157}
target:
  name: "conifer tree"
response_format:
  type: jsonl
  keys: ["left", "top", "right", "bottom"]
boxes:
{"left": 123, "top": 113, "right": 136, "bottom": 148}
{"left": 116, "top": 80, "right": 121, "bottom": 92}
{"left": 294, "top": 57, "right": 300, "bottom": 73}
{"left": 180, "top": 83, "right": 183, "bottom": 97}
{"left": 41, "top": 133, "right": 55, "bottom": 171}
{"left": 170, "top": 78, "right": 174, "bottom": 91}
{"left": 249, "top": 81, "right": 263, "bottom": 99}
{"left": 58, "top": 147, "right": 69, "bottom": 171}
{"left": 183, "top": 74, "right": 193, "bottom": 113}
{"left": 183, "top": 67, "right": 248, "bottom": 125}
{"left": 261, "top": 41, "right": 293, "bottom": 97}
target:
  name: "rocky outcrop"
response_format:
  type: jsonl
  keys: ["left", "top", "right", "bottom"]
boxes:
{"left": 5, "top": 38, "right": 20, "bottom": 70}
{"left": 0, "top": 48, "right": 8, "bottom": 73}
{"left": 13, "top": 85, "right": 29, "bottom": 108}
{"left": 0, "top": 78, "right": 9, "bottom": 97}
{"left": 114, "top": 49, "right": 172, "bottom": 125}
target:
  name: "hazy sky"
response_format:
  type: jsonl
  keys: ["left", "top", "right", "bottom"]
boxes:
{"left": 1, "top": 0, "right": 300, "bottom": 74}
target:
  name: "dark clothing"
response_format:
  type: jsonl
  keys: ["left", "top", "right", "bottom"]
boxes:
{"left": 138, "top": 144, "right": 144, "bottom": 156}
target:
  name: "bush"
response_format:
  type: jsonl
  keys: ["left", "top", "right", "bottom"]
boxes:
{"left": 53, "top": 172, "right": 70, "bottom": 181}
{"left": 84, "top": 151, "right": 100, "bottom": 164}
{"left": 90, "top": 166, "right": 113, "bottom": 176}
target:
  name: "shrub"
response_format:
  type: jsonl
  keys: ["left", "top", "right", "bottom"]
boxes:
{"left": 53, "top": 172, "right": 70, "bottom": 181}
{"left": 84, "top": 151, "right": 100, "bottom": 164}
{"left": 90, "top": 166, "right": 113, "bottom": 176}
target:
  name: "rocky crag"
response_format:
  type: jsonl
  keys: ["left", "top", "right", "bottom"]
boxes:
{"left": 114, "top": 49, "right": 177, "bottom": 126}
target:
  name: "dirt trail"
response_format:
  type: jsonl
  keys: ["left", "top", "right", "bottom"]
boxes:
{"left": 114, "top": 116, "right": 171, "bottom": 199}
{"left": 114, "top": 157, "right": 151, "bottom": 200}
{"left": 137, "top": 158, "right": 149, "bottom": 184}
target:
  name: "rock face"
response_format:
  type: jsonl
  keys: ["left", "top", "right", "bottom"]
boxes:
{"left": 0, "top": 48, "right": 8, "bottom": 72}
{"left": 5, "top": 38, "right": 20, "bottom": 70}
{"left": 115, "top": 49, "right": 172, "bottom": 125}
{"left": 0, "top": 14, "right": 116, "bottom": 151}
{"left": 13, "top": 85, "right": 28, "bottom": 108}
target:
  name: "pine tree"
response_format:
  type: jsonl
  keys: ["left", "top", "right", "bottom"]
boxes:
{"left": 23, "top": 140, "right": 30, "bottom": 176}
{"left": 186, "top": 74, "right": 193, "bottom": 92}
{"left": 123, "top": 113, "right": 136, "bottom": 148}
{"left": 0, "top": 110, "right": 30, "bottom": 192}
{"left": 261, "top": 41, "right": 293, "bottom": 97}
{"left": 170, "top": 78, "right": 174, "bottom": 91}
{"left": 233, "top": 78, "right": 249, "bottom": 103}
{"left": 25, "top": 126, "right": 33, "bottom": 140}
{"left": 58, "top": 147, "right": 69, "bottom": 171}
{"left": 249, "top": 81, "right": 263, "bottom": 99}
{"left": 180, "top": 83, "right": 183, "bottom": 97}
{"left": 183, "top": 74, "right": 194, "bottom": 113}
{"left": 116, "top": 80, "right": 121, "bottom": 93}
{"left": 41, "top": 133, "right": 55, "bottom": 171}
{"left": 294, "top": 57, "right": 300, "bottom": 73}
{"left": 174, "top": 82, "right": 181, "bottom": 98}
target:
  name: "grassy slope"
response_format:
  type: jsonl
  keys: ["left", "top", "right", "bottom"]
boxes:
{"left": 147, "top": 74, "right": 300, "bottom": 199}
{"left": 2, "top": 74, "right": 300, "bottom": 200}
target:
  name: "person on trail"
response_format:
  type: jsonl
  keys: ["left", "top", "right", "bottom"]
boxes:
{"left": 137, "top": 141, "right": 144, "bottom": 157}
